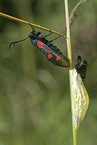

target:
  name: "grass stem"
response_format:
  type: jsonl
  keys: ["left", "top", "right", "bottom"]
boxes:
{"left": 0, "top": 12, "right": 67, "bottom": 39}
{"left": 64, "top": 0, "right": 78, "bottom": 145}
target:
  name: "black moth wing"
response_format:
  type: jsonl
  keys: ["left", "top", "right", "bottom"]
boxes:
{"left": 36, "top": 40, "right": 70, "bottom": 67}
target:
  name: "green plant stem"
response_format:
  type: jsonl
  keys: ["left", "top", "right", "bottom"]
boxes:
{"left": 64, "top": 0, "right": 72, "bottom": 68}
{"left": 0, "top": 12, "right": 67, "bottom": 39}
{"left": 64, "top": 0, "right": 77, "bottom": 145}
{"left": 70, "top": 0, "right": 87, "bottom": 25}
{"left": 69, "top": 74, "right": 78, "bottom": 145}
{"left": 73, "top": 127, "right": 77, "bottom": 145}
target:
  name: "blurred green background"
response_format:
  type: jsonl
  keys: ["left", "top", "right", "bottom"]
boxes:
{"left": 0, "top": 0, "right": 97, "bottom": 145}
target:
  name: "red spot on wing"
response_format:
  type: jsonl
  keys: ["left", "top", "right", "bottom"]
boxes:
{"left": 56, "top": 56, "right": 61, "bottom": 61}
{"left": 48, "top": 54, "right": 52, "bottom": 59}
{"left": 37, "top": 40, "right": 45, "bottom": 48}
{"left": 48, "top": 50, "right": 51, "bottom": 53}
